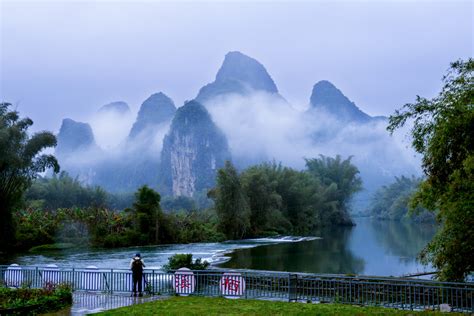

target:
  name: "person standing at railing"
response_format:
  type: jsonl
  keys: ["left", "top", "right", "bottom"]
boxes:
{"left": 130, "top": 253, "right": 145, "bottom": 297}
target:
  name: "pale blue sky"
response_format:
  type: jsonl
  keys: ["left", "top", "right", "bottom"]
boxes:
{"left": 1, "top": 0, "right": 472, "bottom": 132}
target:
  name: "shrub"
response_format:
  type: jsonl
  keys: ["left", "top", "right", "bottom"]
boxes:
{"left": 162, "top": 253, "right": 210, "bottom": 271}
{"left": 0, "top": 283, "right": 72, "bottom": 314}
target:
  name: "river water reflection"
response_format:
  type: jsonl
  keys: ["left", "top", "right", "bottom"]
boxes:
{"left": 2, "top": 218, "right": 436, "bottom": 277}
{"left": 219, "top": 218, "right": 437, "bottom": 276}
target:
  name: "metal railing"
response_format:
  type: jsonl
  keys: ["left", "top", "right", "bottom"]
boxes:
{"left": 1, "top": 265, "right": 472, "bottom": 313}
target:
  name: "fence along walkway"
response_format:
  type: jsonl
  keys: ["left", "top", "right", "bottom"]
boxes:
{"left": 1, "top": 265, "right": 472, "bottom": 313}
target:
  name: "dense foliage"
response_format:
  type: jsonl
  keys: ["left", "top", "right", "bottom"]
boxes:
{"left": 210, "top": 161, "right": 251, "bottom": 239}
{"left": 128, "top": 185, "right": 163, "bottom": 244}
{"left": 14, "top": 156, "right": 360, "bottom": 251}
{"left": 0, "top": 103, "right": 59, "bottom": 252}
{"left": 162, "top": 254, "right": 210, "bottom": 271}
{"left": 388, "top": 58, "right": 473, "bottom": 281}
{"left": 210, "top": 156, "right": 361, "bottom": 239}
{"left": 26, "top": 172, "right": 108, "bottom": 209}
{"left": 15, "top": 185, "right": 224, "bottom": 250}
{"left": 0, "top": 284, "right": 72, "bottom": 314}
{"left": 369, "top": 176, "right": 435, "bottom": 222}
{"left": 26, "top": 172, "right": 211, "bottom": 212}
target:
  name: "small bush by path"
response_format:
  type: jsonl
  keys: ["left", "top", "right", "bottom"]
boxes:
{"left": 97, "top": 296, "right": 454, "bottom": 315}
{"left": 0, "top": 284, "right": 72, "bottom": 315}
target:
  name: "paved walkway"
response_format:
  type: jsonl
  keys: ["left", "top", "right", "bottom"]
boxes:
{"left": 44, "top": 292, "right": 165, "bottom": 315}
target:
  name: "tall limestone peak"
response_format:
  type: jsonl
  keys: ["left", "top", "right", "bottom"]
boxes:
{"left": 216, "top": 51, "right": 278, "bottom": 93}
{"left": 196, "top": 51, "right": 279, "bottom": 103}
{"left": 309, "top": 80, "right": 371, "bottom": 123}
{"left": 56, "top": 118, "right": 97, "bottom": 157}
{"left": 98, "top": 101, "right": 130, "bottom": 114}
{"left": 160, "top": 100, "right": 231, "bottom": 197}
{"left": 129, "top": 92, "right": 176, "bottom": 138}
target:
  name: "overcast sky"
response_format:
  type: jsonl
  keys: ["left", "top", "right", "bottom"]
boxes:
{"left": 1, "top": 0, "right": 472, "bottom": 133}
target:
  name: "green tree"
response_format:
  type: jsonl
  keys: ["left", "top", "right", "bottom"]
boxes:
{"left": 209, "top": 161, "right": 250, "bottom": 239}
{"left": 274, "top": 166, "right": 320, "bottom": 233}
{"left": 305, "top": 155, "right": 362, "bottom": 212}
{"left": 388, "top": 59, "right": 473, "bottom": 281}
{"left": 0, "top": 103, "right": 59, "bottom": 251}
{"left": 241, "top": 164, "right": 283, "bottom": 235}
{"left": 129, "top": 185, "right": 163, "bottom": 244}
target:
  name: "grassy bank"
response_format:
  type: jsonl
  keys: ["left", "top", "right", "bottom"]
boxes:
{"left": 97, "top": 296, "right": 450, "bottom": 315}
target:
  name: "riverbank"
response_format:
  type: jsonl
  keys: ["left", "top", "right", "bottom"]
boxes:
{"left": 95, "top": 296, "right": 451, "bottom": 315}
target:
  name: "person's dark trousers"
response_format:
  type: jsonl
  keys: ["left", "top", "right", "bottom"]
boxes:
{"left": 132, "top": 272, "right": 143, "bottom": 295}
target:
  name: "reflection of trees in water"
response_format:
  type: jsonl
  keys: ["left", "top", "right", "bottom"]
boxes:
{"left": 371, "top": 220, "right": 437, "bottom": 259}
{"left": 220, "top": 226, "right": 364, "bottom": 275}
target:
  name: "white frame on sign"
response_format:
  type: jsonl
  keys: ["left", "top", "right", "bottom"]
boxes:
{"left": 173, "top": 267, "right": 196, "bottom": 296}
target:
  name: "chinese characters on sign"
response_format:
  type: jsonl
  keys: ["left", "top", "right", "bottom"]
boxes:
{"left": 220, "top": 272, "right": 246, "bottom": 298}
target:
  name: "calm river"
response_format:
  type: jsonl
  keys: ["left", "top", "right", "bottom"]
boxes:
{"left": 2, "top": 218, "right": 436, "bottom": 277}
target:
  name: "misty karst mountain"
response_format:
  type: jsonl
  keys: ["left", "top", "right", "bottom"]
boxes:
{"left": 93, "top": 93, "right": 177, "bottom": 192}
{"left": 56, "top": 118, "right": 99, "bottom": 159}
{"left": 308, "top": 80, "right": 373, "bottom": 123}
{"left": 98, "top": 101, "right": 131, "bottom": 115}
{"left": 128, "top": 92, "right": 176, "bottom": 139}
{"left": 160, "top": 100, "right": 230, "bottom": 197}
{"left": 196, "top": 51, "right": 282, "bottom": 103}
{"left": 53, "top": 50, "right": 418, "bottom": 211}
{"left": 55, "top": 118, "right": 101, "bottom": 184}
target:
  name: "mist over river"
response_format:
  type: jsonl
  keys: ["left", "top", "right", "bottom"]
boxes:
{"left": 2, "top": 218, "right": 436, "bottom": 277}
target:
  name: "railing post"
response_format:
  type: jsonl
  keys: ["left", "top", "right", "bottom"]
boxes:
{"left": 152, "top": 269, "right": 155, "bottom": 295}
{"left": 110, "top": 269, "right": 114, "bottom": 294}
{"left": 72, "top": 268, "right": 75, "bottom": 291}
{"left": 349, "top": 279, "right": 352, "bottom": 304}
{"left": 244, "top": 272, "right": 247, "bottom": 300}
{"left": 409, "top": 284, "right": 413, "bottom": 310}
{"left": 288, "top": 273, "right": 298, "bottom": 302}
{"left": 35, "top": 266, "right": 39, "bottom": 288}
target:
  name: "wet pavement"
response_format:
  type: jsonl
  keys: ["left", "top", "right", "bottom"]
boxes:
{"left": 44, "top": 292, "right": 166, "bottom": 315}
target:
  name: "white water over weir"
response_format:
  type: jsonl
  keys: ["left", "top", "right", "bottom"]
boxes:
{"left": 1, "top": 264, "right": 472, "bottom": 313}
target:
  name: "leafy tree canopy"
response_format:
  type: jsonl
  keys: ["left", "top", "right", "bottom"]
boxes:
{"left": 210, "top": 157, "right": 361, "bottom": 239}
{"left": 0, "top": 103, "right": 59, "bottom": 251}
{"left": 388, "top": 59, "right": 473, "bottom": 281}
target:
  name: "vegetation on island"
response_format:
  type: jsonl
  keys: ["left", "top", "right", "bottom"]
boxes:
{"left": 13, "top": 191, "right": 223, "bottom": 251}
{"left": 11, "top": 155, "right": 361, "bottom": 251}
{"left": 210, "top": 157, "right": 361, "bottom": 239}
{"left": 388, "top": 58, "right": 474, "bottom": 281}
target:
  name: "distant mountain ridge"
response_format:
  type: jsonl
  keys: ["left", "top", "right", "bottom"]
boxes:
{"left": 54, "top": 51, "right": 402, "bottom": 207}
